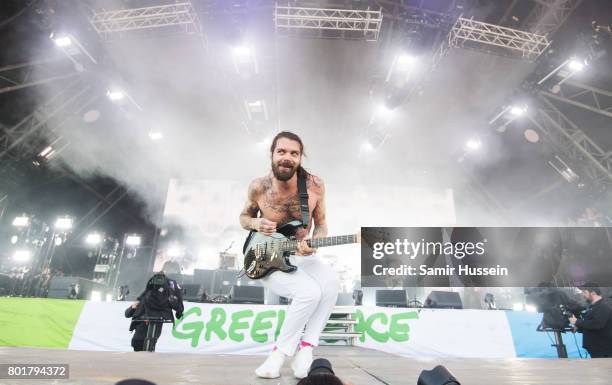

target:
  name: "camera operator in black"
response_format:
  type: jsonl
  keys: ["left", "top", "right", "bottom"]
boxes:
{"left": 125, "top": 272, "right": 184, "bottom": 351}
{"left": 569, "top": 283, "right": 612, "bottom": 358}
{"left": 125, "top": 299, "right": 147, "bottom": 351}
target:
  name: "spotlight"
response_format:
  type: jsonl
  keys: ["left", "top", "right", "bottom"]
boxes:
{"left": 51, "top": 34, "right": 72, "bottom": 48}
{"left": 90, "top": 290, "right": 102, "bottom": 302}
{"left": 106, "top": 89, "right": 125, "bottom": 101}
{"left": 55, "top": 217, "right": 73, "bottom": 230}
{"left": 396, "top": 54, "right": 416, "bottom": 66}
{"left": 361, "top": 140, "right": 374, "bottom": 152}
{"left": 233, "top": 46, "right": 252, "bottom": 58}
{"left": 13, "top": 250, "right": 32, "bottom": 262}
{"left": 525, "top": 304, "right": 537, "bottom": 313}
{"left": 568, "top": 59, "right": 585, "bottom": 71}
{"left": 148, "top": 131, "right": 163, "bottom": 141}
{"left": 258, "top": 135, "right": 273, "bottom": 148}
{"left": 465, "top": 139, "right": 481, "bottom": 151}
{"left": 513, "top": 303, "right": 524, "bottom": 311}
{"left": 377, "top": 104, "right": 394, "bottom": 117}
{"left": 510, "top": 105, "right": 527, "bottom": 116}
{"left": 125, "top": 235, "right": 142, "bottom": 247}
{"left": 55, "top": 236, "right": 63, "bottom": 246}
{"left": 167, "top": 246, "right": 182, "bottom": 258}
{"left": 10, "top": 235, "right": 19, "bottom": 244}
{"left": 12, "top": 216, "right": 30, "bottom": 227}
{"left": 86, "top": 233, "right": 102, "bottom": 246}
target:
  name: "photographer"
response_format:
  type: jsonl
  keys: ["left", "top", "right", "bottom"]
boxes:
{"left": 297, "top": 359, "right": 354, "bottom": 385}
{"left": 125, "top": 300, "right": 147, "bottom": 351}
{"left": 124, "top": 272, "right": 184, "bottom": 352}
{"left": 569, "top": 283, "right": 612, "bottom": 358}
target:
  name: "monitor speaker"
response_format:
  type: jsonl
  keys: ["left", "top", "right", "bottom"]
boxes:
{"left": 376, "top": 290, "right": 407, "bottom": 307}
{"left": 424, "top": 291, "right": 463, "bottom": 309}
{"left": 230, "top": 285, "right": 264, "bottom": 304}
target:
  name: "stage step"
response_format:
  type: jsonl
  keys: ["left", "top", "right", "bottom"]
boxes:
{"left": 322, "top": 306, "right": 361, "bottom": 345}
{"left": 320, "top": 332, "right": 362, "bottom": 339}
{"left": 326, "top": 319, "right": 358, "bottom": 324}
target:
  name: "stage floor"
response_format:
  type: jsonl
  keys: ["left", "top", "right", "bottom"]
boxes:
{"left": 0, "top": 346, "right": 610, "bottom": 385}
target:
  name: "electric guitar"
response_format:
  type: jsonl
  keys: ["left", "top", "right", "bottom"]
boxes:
{"left": 242, "top": 220, "right": 360, "bottom": 279}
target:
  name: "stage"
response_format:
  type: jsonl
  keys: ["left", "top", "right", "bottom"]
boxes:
{"left": 1, "top": 346, "right": 610, "bottom": 385}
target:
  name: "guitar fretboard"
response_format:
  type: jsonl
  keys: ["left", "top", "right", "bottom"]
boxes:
{"left": 280, "top": 234, "right": 357, "bottom": 252}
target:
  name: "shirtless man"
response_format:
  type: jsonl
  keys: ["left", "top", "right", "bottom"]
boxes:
{"left": 240, "top": 131, "right": 340, "bottom": 379}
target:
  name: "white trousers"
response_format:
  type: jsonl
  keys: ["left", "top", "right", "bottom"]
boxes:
{"left": 261, "top": 255, "right": 340, "bottom": 357}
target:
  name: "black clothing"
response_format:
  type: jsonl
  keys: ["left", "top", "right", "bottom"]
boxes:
{"left": 125, "top": 303, "right": 159, "bottom": 351}
{"left": 576, "top": 298, "right": 612, "bottom": 357}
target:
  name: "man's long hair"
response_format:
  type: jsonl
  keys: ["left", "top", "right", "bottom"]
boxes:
{"left": 270, "top": 131, "right": 309, "bottom": 178}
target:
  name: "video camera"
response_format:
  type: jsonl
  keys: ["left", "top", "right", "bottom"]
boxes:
{"left": 525, "top": 287, "right": 585, "bottom": 330}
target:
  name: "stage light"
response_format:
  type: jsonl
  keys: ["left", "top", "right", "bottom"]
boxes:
{"left": 513, "top": 303, "right": 524, "bottom": 311}
{"left": 167, "top": 246, "right": 182, "bottom": 258}
{"left": 396, "top": 54, "right": 416, "bottom": 66}
{"left": 106, "top": 89, "right": 125, "bottom": 101}
{"left": 259, "top": 135, "right": 273, "bottom": 148}
{"left": 10, "top": 235, "right": 19, "bottom": 244}
{"left": 106, "top": 294, "right": 113, "bottom": 302}
{"left": 13, "top": 250, "right": 31, "bottom": 262}
{"left": 377, "top": 104, "right": 394, "bottom": 116}
{"left": 55, "top": 217, "right": 73, "bottom": 230}
{"left": 525, "top": 304, "right": 537, "bottom": 313}
{"left": 86, "top": 233, "right": 102, "bottom": 245}
{"left": 149, "top": 131, "right": 163, "bottom": 141}
{"left": 568, "top": 59, "right": 584, "bottom": 71}
{"left": 90, "top": 290, "right": 102, "bottom": 302}
{"left": 125, "top": 235, "right": 142, "bottom": 247}
{"left": 361, "top": 140, "right": 374, "bottom": 152}
{"left": 51, "top": 34, "right": 72, "bottom": 48}
{"left": 465, "top": 139, "right": 481, "bottom": 151}
{"left": 12, "top": 216, "right": 30, "bottom": 227}
{"left": 233, "top": 46, "right": 252, "bottom": 58}
{"left": 55, "top": 236, "right": 63, "bottom": 246}
{"left": 39, "top": 146, "right": 53, "bottom": 158}
{"left": 510, "top": 105, "right": 527, "bottom": 116}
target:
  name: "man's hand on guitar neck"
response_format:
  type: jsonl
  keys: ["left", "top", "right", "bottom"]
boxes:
{"left": 251, "top": 218, "right": 277, "bottom": 236}
{"left": 296, "top": 239, "right": 317, "bottom": 256}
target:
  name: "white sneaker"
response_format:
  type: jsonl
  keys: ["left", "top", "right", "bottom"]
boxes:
{"left": 255, "top": 350, "right": 286, "bottom": 379}
{"left": 291, "top": 346, "right": 313, "bottom": 379}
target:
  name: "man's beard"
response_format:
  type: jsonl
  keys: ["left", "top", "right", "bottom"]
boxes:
{"left": 272, "top": 160, "right": 298, "bottom": 181}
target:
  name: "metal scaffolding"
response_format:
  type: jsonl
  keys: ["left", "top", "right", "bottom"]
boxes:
{"left": 89, "top": 2, "right": 201, "bottom": 40}
{"left": 449, "top": 17, "right": 550, "bottom": 60}
{"left": 274, "top": 4, "right": 383, "bottom": 41}
{"left": 541, "top": 80, "right": 612, "bottom": 119}
{"left": 0, "top": 58, "right": 82, "bottom": 95}
{"left": 524, "top": 0, "right": 583, "bottom": 36}
{"left": 0, "top": 78, "right": 93, "bottom": 161}
{"left": 529, "top": 95, "right": 612, "bottom": 188}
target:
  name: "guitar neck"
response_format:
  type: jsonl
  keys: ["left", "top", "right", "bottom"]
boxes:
{"left": 282, "top": 234, "right": 358, "bottom": 252}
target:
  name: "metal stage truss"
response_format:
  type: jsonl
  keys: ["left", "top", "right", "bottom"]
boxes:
{"left": 449, "top": 17, "right": 550, "bottom": 60}
{"left": 530, "top": 95, "right": 612, "bottom": 189}
{"left": 541, "top": 80, "right": 612, "bottom": 119}
{"left": 89, "top": 2, "right": 201, "bottom": 41}
{"left": 274, "top": 4, "right": 383, "bottom": 41}
{"left": 524, "top": 0, "right": 583, "bottom": 36}
{"left": 0, "top": 58, "right": 81, "bottom": 96}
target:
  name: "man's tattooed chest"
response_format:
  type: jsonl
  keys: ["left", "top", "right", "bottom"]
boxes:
{"left": 261, "top": 191, "right": 301, "bottom": 222}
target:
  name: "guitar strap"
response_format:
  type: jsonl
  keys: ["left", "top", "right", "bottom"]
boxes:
{"left": 297, "top": 171, "right": 309, "bottom": 228}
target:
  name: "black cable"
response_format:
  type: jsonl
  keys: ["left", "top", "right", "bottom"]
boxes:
{"left": 0, "top": 0, "right": 36, "bottom": 29}
{"left": 571, "top": 332, "right": 584, "bottom": 358}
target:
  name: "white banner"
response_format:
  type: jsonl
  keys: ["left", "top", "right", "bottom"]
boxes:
{"left": 70, "top": 302, "right": 516, "bottom": 358}
{"left": 353, "top": 307, "right": 516, "bottom": 358}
